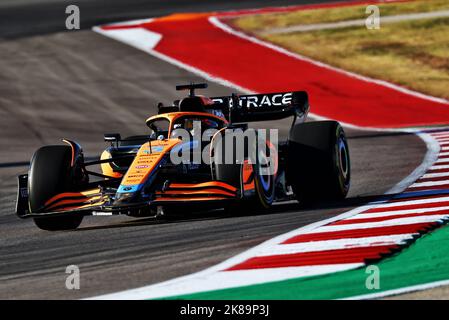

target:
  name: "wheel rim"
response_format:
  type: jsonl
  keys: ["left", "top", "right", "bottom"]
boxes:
{"left": 258, "top": 148, "right": 273, "bottom": 195}
{"left": 338, "top": 136, "right": 349, "bottom": 181}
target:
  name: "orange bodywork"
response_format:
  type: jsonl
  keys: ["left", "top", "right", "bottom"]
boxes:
{"left": 43, "top": 188, "right": 104, "bottom": 212}
{"left": 242, "top": 160, "right": 255, "bottom": 192}
{"left": 120, "top": 139, "right": 180, "bottom": 187}
{"left": 168, "top": 181, "right": 237, "bottom": 192}
{"left": 100, "top": 150, "right": 123, "bottom": 179}
{"left": 154, "top": 181, "right": 239, "bottom": 202}
{"left": 154, "top": 196, "right": 229, "bottom": 202}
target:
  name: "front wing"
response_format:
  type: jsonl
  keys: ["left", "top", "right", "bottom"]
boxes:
{"left": 16, "top": 178, "right": 249, "bottom": 218}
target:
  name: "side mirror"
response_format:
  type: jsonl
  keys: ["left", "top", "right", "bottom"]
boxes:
{"left": 104, "top": 133, "right": 121, "bottom": 147}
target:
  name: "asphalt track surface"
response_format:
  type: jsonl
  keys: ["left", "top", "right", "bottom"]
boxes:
{"left": 0, "top": 0, "right": 346, "bottom": 39}
{"left": 0, "top": 0, "right": 428, "bottom": 299}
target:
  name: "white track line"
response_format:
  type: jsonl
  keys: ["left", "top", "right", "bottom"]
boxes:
{"left": 432, "top": 132, "right": 449, "bottom": 136}
{"left": 92, "top": 264, "right": 363, "bottom": 300}
{"left": 430, "top": 164, "right": 449, "bottom": 170}
{"left": 93, "top": 27, "right": 162, "bottom": 52}
{"left": 366, "top": 195, "right": 449, "bottom": 210}
{"left": 306, "top": 215, "right": 449, "bottom": 233}
{"left": 411, "top": 180, "right": 449, "bottom": 188}
{"left": 420, "top": 172, "right": 449, "bottom": 179}
{"left": 255, "top": 235, "right": 414, "bottom": 257}
{"left": 345, "top": 279, "right": 449, "bottom": 300}
{"left": 350, "top": 206, "right": 449, "bottom": 220}
{"left": 101, "top": 18, "right": 155, "bottom": 27}
{"left": 422, "top": 172, "right": 449, "bottom": 179}
{"left": 386, "top": 132, "right": 440, "bottom": 194}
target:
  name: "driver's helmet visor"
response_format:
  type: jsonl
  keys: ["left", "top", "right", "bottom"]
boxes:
{"left": 176, "top": 118, "right": 217, "bottom": 130}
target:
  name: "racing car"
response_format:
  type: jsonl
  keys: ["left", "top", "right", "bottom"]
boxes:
{"left": 16, "top": 83, "right": 350, "bottom": 230}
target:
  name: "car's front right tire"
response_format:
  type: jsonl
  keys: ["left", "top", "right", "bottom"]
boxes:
{"left": 33, "top": 214, "right": 83, "bottom": 231}
{"left": 28, "top": 145, "right": 84, "bottom": 231}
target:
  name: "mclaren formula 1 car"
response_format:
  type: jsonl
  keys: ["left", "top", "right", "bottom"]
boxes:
{"left": 16, "top": 83, "right": 350, "bottom": 230}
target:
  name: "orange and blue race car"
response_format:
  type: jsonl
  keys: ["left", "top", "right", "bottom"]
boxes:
{"left": 15, "top": 83, "right": 350, "bottom": 230}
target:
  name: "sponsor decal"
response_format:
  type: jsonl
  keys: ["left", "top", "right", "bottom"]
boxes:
{"left": 212, "top": 93, "right": 292, "bottom": 109}
{"left": 127, "top": 175, "right": 144, "bottom": 178}
{"left": 239, "top": 93, "right": 292, "bottom": 108}
{"left": 125, "top": 179, "right": 142, "bottom": 184}
{"left": 152, "top": 146, "right": 164, "bottom": 152}
{"left": 117, "top": 184, "right": 142, "bottom": 193}
{"left": 143, "top": 146, "right": 164, "bottom": 154}
{"left": 135, "top": 165, "right": 150, "bottom": 169}
{"left": 137, "top": 160, "right": 151, "bottom": 164}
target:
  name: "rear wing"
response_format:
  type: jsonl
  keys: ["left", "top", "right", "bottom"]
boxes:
{"left": 209, "top": 91, "right": 309, "bottom": 123}
{"left": 156, "top": 83, "right": 309, "bottom": 122}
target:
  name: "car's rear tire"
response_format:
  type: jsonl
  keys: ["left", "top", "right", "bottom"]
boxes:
{"left": 287, "top": 121, "right": 350, "bottom": 204}
{"left": 28, "top": 145, "right": 84, "bottom": 230}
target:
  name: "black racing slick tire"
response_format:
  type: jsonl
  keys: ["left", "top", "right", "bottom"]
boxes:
{"left": 214, "top": 129, "right": 275, "bottom": 213}
{"left": 287, "top": 121, "right": 350, "bottom": 204}
{"left": 33, "top": 214, "right": 83, "bottom": 231}
{"left": 28, "top": 145, "right": 83, "bottom": 231}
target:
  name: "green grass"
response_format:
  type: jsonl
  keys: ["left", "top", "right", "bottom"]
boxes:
{"left": 166, "top": 222, "right": 449, "bottom": 299}
{"left": 229, "top": 0, "right": 449, "bottom": 100}
{"left": 231, "top": 0, "right": 449, "bottom": 32}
